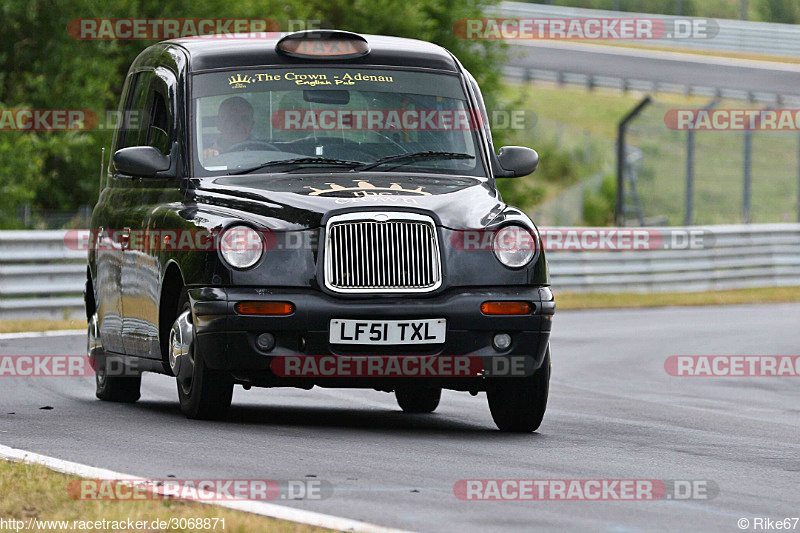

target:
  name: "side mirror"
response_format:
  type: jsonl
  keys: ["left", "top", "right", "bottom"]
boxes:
{"left": 496, "top": 146, "right": 539, "bottom": 178}
{"left": 113, "top": 146, "right": 170, "bottom": 178}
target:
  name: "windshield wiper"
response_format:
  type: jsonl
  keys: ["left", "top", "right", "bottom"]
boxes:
{"left": 227, "top": 157, "right": 363, "bottom": 175}
{"left": 353, "top": 151, "right": 475, "bottom": 172}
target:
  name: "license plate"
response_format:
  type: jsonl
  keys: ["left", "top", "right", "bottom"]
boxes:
{"left": 329, "top": 319, "right": 446, "bottom": 345}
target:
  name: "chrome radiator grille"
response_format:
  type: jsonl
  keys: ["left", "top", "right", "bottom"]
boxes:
{"left": 324, "top": 213, "right": 442, "bottom": 293}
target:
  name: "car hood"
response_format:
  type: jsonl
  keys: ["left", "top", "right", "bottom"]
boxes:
{"left": 190, "top": 173, "right": 505, "bottom": 230}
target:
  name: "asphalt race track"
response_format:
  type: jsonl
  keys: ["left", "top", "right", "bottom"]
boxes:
{"left": 508, "top": 41, "right": 800, "bottom": 98}
{"left": 1, "top": 304, "right": 798, "bottom": 532}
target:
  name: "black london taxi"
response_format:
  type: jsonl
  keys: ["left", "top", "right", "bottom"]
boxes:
{"left": 86, "top": 29, "right": 554, "bottom": 432}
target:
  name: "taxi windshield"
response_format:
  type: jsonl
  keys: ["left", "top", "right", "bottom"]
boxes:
{"left": 191, "top": 67, "right": 486, "bottom": 177}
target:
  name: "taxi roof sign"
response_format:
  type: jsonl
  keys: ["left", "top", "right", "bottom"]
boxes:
{"left": 276, "top": 30, "right": 370, "bottom": 60}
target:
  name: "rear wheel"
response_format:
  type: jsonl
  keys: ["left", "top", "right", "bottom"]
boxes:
{"left": 91, "top": 314, "right": 141, "bottom": 403}
{"left": 487, "top": 346, "right": 550, "bottom": 432}
{"left": 395, "top": 387, "right": 441, "bottom": 413}
{"left": 170, "top": 294, "right": 234, "bottom": 420}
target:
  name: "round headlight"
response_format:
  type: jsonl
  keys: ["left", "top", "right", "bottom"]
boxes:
{"left": 219, "top": 225, "right": 264, "bottom": 269}
{"left": 492, "top": 225, "right": 537, "bottom": 268}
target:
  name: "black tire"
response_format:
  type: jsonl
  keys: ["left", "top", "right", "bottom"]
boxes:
{"left": 91, "top": 310, "right": 141, "bottom": 403}
{"left": 174, "top": 294, "right": 234, "bottom": 420}
{"left": 487, "top": 346, "right": 550, "bottom": 433}
{"left": 94, "top": 347, "right": 141, "bottom": 403}
{"left": 395, "top": 387, "right": 442, "bottom": 413}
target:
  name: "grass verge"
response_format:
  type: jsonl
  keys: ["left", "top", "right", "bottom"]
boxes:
{"left": 504, "top": 82, "right": 709, "bottom": 140}
{"left": 557, "top": 286, "right": 800, "bottom": 310}
{"left": 0, "top": 319, "right": 83, "bottom": 334}
{"left": 0, "top": 460, "right": 332, "bottom": 533}
{"left": 503, "top": 81, "right": 800, "bottom": 224}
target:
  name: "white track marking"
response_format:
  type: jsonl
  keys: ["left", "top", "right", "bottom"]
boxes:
{"left": 0, "top": 444, "right": 414, "bottom": 533}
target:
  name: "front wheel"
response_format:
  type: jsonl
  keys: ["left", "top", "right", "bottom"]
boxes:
{"left": 395, "top": 387, "right": 441, "bottom": 413}
{"left": 487, "top": 346, "right": 550, "bottom": 432}
{"left": 170, "top": 295, "right": 233, "bottom": 420}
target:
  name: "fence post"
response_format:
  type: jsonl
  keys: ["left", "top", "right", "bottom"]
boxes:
{"left": 743, "top": 129, "right": 752, "bottom": 223}
{"left": 685, "top": 99, "right": 719, "bottom": 226}
{"left": 616, "top": 96, "right": 652, "bottom": 227}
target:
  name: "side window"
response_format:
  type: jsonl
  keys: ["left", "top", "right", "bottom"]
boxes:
{"left": 147, "top": 91, "right": 171, "bottom": 155}
{"left": 118, "top": 71, "right": 154, "bottom": 150}
{"left": 110, "top": 74, "right": 135, "bottom": 155}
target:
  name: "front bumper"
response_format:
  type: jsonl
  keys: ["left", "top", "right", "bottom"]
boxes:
{"left": 189, "top": 286, "right": 554, "bottom": 389}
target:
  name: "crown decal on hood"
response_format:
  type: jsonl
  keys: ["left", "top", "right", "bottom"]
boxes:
{"left": 305, "top": 180, "right": 431, "bottom": 197}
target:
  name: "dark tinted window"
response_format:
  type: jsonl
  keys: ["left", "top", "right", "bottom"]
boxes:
{"left": 192, "top": 68, "right": 484, "bottom": 177}
{"left": 147, "top": 91, "right": 170, "bottom": 155}
{"left": 118, "top": 71, "right": 154, "bottom": 150}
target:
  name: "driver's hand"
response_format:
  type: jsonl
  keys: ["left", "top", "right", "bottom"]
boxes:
{"left": 203, "top": 148, "right": 220, "bottom": 158}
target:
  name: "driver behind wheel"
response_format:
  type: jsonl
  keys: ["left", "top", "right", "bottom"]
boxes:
{"left": 202, "top": 96, "right": 255, "bottom": 158}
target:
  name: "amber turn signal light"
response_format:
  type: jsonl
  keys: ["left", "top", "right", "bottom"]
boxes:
{"left": 480, "top": 301, "right": 532, "bottom": 315}
{"left": 235, "top": 302, "right": 295, "bottom": 316}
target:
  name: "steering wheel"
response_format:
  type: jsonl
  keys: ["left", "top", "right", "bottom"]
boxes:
{"left": 369, "top": 131, "right": 409, "bottom": 153}
{"left": 221, "top": 140, "right": 280, "bottom": 153}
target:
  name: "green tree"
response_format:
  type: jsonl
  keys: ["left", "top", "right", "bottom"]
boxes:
{"left": 0, "top": 0, "right": 505, "bottom": 227}
{"left": 756, "top": 0, "right": 799, "bottom": 23}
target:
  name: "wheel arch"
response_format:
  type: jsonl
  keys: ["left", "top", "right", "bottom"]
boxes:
{"left": 158, "top": 261, "right": 186, "bottom": 365}
{"left": 85, "top": 266, "right": 96, "bottom": 322}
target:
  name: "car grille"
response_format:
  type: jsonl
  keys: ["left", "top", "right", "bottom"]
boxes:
{"left": 324, "top": 213, "right": 442, "bottom": 293}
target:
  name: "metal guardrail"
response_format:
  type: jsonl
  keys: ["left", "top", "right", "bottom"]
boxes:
{"left": 1, "top": 225, "right": 799, "bottom": 319}
{"left": 0, "top": 231, "right": 85, "bottom": 319}
{"left": 498, "top": 2, "right": 800, "bottom": 56}
{"left": 499, "top": 2, "right": 800, "bottom": 103}
{"left": 501, "top": 65, "right": 800, "bottom": 106}
{"left": 547, "top": 224, "right": 800, "bottom": 292}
